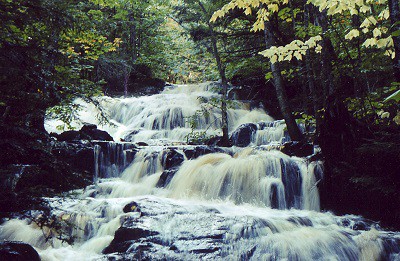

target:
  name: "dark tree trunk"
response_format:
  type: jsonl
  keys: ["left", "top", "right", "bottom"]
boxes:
{"left": 264, "top": 22, "right": 303, "bottom": 142}
{"left": 305, "top": 4, "right": 321, "bottom": 130}
{"left": 389, "top": 0, "right": 400, "bottom": 81}
{"left": 317, "top": 11, "right": 335, "bottom": 102}
{"left": 123, "top": 66, "right": 129, "bottom": 97}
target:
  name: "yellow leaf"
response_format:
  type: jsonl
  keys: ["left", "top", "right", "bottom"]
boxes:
{"left": 294, "top": 52, "right": 302, "bottom": 60}
{"left": 270, "top": 55, "right": 278, "bottom": 63}
{"left": 373, "top": 28, "right": 381, "bottom": 38}
{"left": 345, "top": 29, "right": 360, "bottom": 40}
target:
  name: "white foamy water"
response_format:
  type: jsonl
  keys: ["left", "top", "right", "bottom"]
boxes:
{"left": 3, "top": 83, "right": 399, "bottom": 260}
{"left": 45, "top": 83, "right": 277, "bottom": 145}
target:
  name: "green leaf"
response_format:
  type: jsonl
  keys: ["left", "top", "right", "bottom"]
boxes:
{"left": 384, "top": 89, "right": 400, "bottom": 102}
{"left": 392, "top": 30, "right": 400, "bottom": 37}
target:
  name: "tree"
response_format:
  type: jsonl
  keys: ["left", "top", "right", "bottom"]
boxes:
{"left": 173, "top": 0, "right": 231, "bottom": 144}
{"left": 211, "top": 0, "right": 399, "bottom": 138}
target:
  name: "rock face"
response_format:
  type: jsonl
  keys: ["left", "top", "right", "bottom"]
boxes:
{"left": 230, "top": 123, "right": 257, "bottom": 147}
{"left": 54, "top": 124, "right": 113, "bottom": 142}
{"left": 103, "top": 227, "right": 159, "bottom": 254}
{"left": 156, "top": 169, "right": 178, "bottom": 188}
{"left": 0, "top": 241, "right": 41, "bottom": 261}
{"left": 52, "top": 142, "right": 95, "bottom": 176}
{"left": 0, "top": 122, "right": 96, "bottom": 219}
{"left": 183, "top": 146, "right": 226, "bottom": 160}
{"left": 281, "top": 141, "right": 314, "bottom": 157}
{"left": 163, "top": 149, "right": 185, "bottom": 170}
{"left": 155, "top": 149, "right": 185, "bottom": 188}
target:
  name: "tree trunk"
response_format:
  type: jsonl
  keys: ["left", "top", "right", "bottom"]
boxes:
{"left": 305, "top": 4, "right": 321, "bottom": 130}
{"left": 264, "top": 23, "right": 303, "bottom": 142}
{"left": 199, "top": 1, "right": 229, "bottom": 144}
{"left": 123, "top": 66, "right": 129, "bottom": 97}
{"left": 317, "top": 11, "right": 335, "bottom": 101}
{"left": 388, "top": 0, "right": 400, "bottom": 81}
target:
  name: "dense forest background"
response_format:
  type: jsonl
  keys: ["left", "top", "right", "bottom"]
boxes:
{"left": 1, "top": 0, "right": 400, "bottom": 228}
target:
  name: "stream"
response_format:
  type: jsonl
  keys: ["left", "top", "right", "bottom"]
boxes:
{"left": 1, "top": 83, "right": 400, "bottom": 260}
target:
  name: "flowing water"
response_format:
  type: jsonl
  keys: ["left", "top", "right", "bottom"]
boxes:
{"left": 2, "top": 83, "right": 400, "bottom": 260}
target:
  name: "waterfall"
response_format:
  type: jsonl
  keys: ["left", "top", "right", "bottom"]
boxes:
{"left": 2, "top": 83, "right": 400, "bottom": 260}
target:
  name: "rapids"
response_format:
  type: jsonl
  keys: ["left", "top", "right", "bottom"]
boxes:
{"left": 2, "top": 83, "right": 400, "bottom": 260}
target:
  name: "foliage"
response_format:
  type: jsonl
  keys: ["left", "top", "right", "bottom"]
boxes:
{"left": 211, "top": 0, "right": 395, "bottom": 63}
{"left": 345, "top": 84, "right": 400, "bottom": 125}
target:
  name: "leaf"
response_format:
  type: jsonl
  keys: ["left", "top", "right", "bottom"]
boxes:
{"left": 392, "top": 30, "right": 400, "bottom": 37}
{"left": 384, "top": 89, "right": 400, "bottom": 102}
{"left": 345, "top": 29, "right": 360, "bottom": 40}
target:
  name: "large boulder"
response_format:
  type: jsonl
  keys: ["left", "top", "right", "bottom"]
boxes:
{"left": 183, "top": 146, "right": 225, "bottom": 160}
{"left": 230, "top": 123, "right": 257, "bottom": 147}
{"left": 281, "top": 141, "right": 314, "bottom": 157}
{"left": 156, "top": 169, "right": 178, "bottom": 188}
{"left": 80, "top": 125, "right": 113, "bottom": 141}
{"left": 0, "top": 241, "right": 40, "bottom": 261}
{"left": 103, "top": 227, "right": 159, "bottom": 254}
{"left": 52, "top": 142, "right": 95, "bottom": 175}
{"left": 163, "top": 149, "right": 184, "bottom": 170}
{"left": 54, "top": 124, "right": 113, "bottom": 142}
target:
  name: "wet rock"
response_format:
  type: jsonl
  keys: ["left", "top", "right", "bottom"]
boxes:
{"left": 80, "top": 125, "right": 113, "bottom": 141}
{"left": 123, "top": 130, "right": 140, "bottom": 142}
{"left": 183, "top": 146, "right": 225, "bottom": 160}
{"left": 80, "top": 123, "right": 97, "bottom": 132}
{"left": 204, "top": 136, "right": 232, "bottom": 147}
{"left": 123, "top": 202, "right": 141, "bottom": 213}
{"left": 52, "top": 142, "right": 94, "bottom": 175}
{"left": 55, "top": 125, "right": 113, "bottom": 142}
{"left": 56, "top": 130, "right": 81, "bottom": 142}
{"left": 103, "top": 227, "right": 159, "bottom": 254}
{"left": 281, "top": 141, "right": 314, "bottom": 157}
{"left": 156, "top": 169, "right": 178, "bottom": 188}
{"left": 163, "top": 149, "right": 184, "bottom": 170}
{"left": 14, "top": 161, "right": 89, "bottom": 195}
{"left": 230, "top": 123, "right": 257, "bottom": 147}
{"left": 0, "top": 241, "right": 40, "bottom": 261}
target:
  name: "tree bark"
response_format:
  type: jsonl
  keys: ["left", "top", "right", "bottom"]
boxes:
{"left": 264, "top": 22, "right": 303, "bottom": 142}
{"left": 305, "top": 4, "right": 321, "bottom": 130}
{"left": 388, "top": 0, "right": 400, "bottom": 81}
{"left": 317, "top": 11, "right": 335, "bottom": 101}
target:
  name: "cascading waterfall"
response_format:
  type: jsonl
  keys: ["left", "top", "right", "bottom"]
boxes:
{"left": 2, "top": 83, "right": 400, "bottom": 260}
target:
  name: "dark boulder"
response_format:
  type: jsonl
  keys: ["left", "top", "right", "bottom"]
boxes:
{"left": 123, "top": 202, "right": 141, "bottom": 213}
{"left": 80, "top": 123, "right": 97, "bottom": 132}
{"left": 55, "top": 125, "right": 113, "bottom": 142}
{"left": 80, "top": 125, "right": 113, "bottom": 141}
{"left": 52, "top": 142, "right": 94, "bottom": 175}
{"left": 14, "top": 161, "right": 90, "bottom": 195}
{"left": 230, "top": 123, "right": 257, "bottom": 147}
{"left": 281, "top": 141, "right": 314, "bottom": 157}
{"left": 163, "top": 149, "right": 184, "bottom": 170}
{"left": 183, "top": 146, "right": 224, "bottom": 160}
{"left": 204, "top": 136, "right": 232, "bottom": 147}
{"left": 0, "top": 241, "right": 40, "bottom": 261}
{"left": 56, "top": 130, "right": 81, "bottom": 142}
{"left": 156, "top": 169, "right": 178, "bottom": 188}
{"left": 136, "top": 142, "right": 148, "bottom": 146}
{"left": 103, "top": 227, "right": 159, "bottom": 254}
